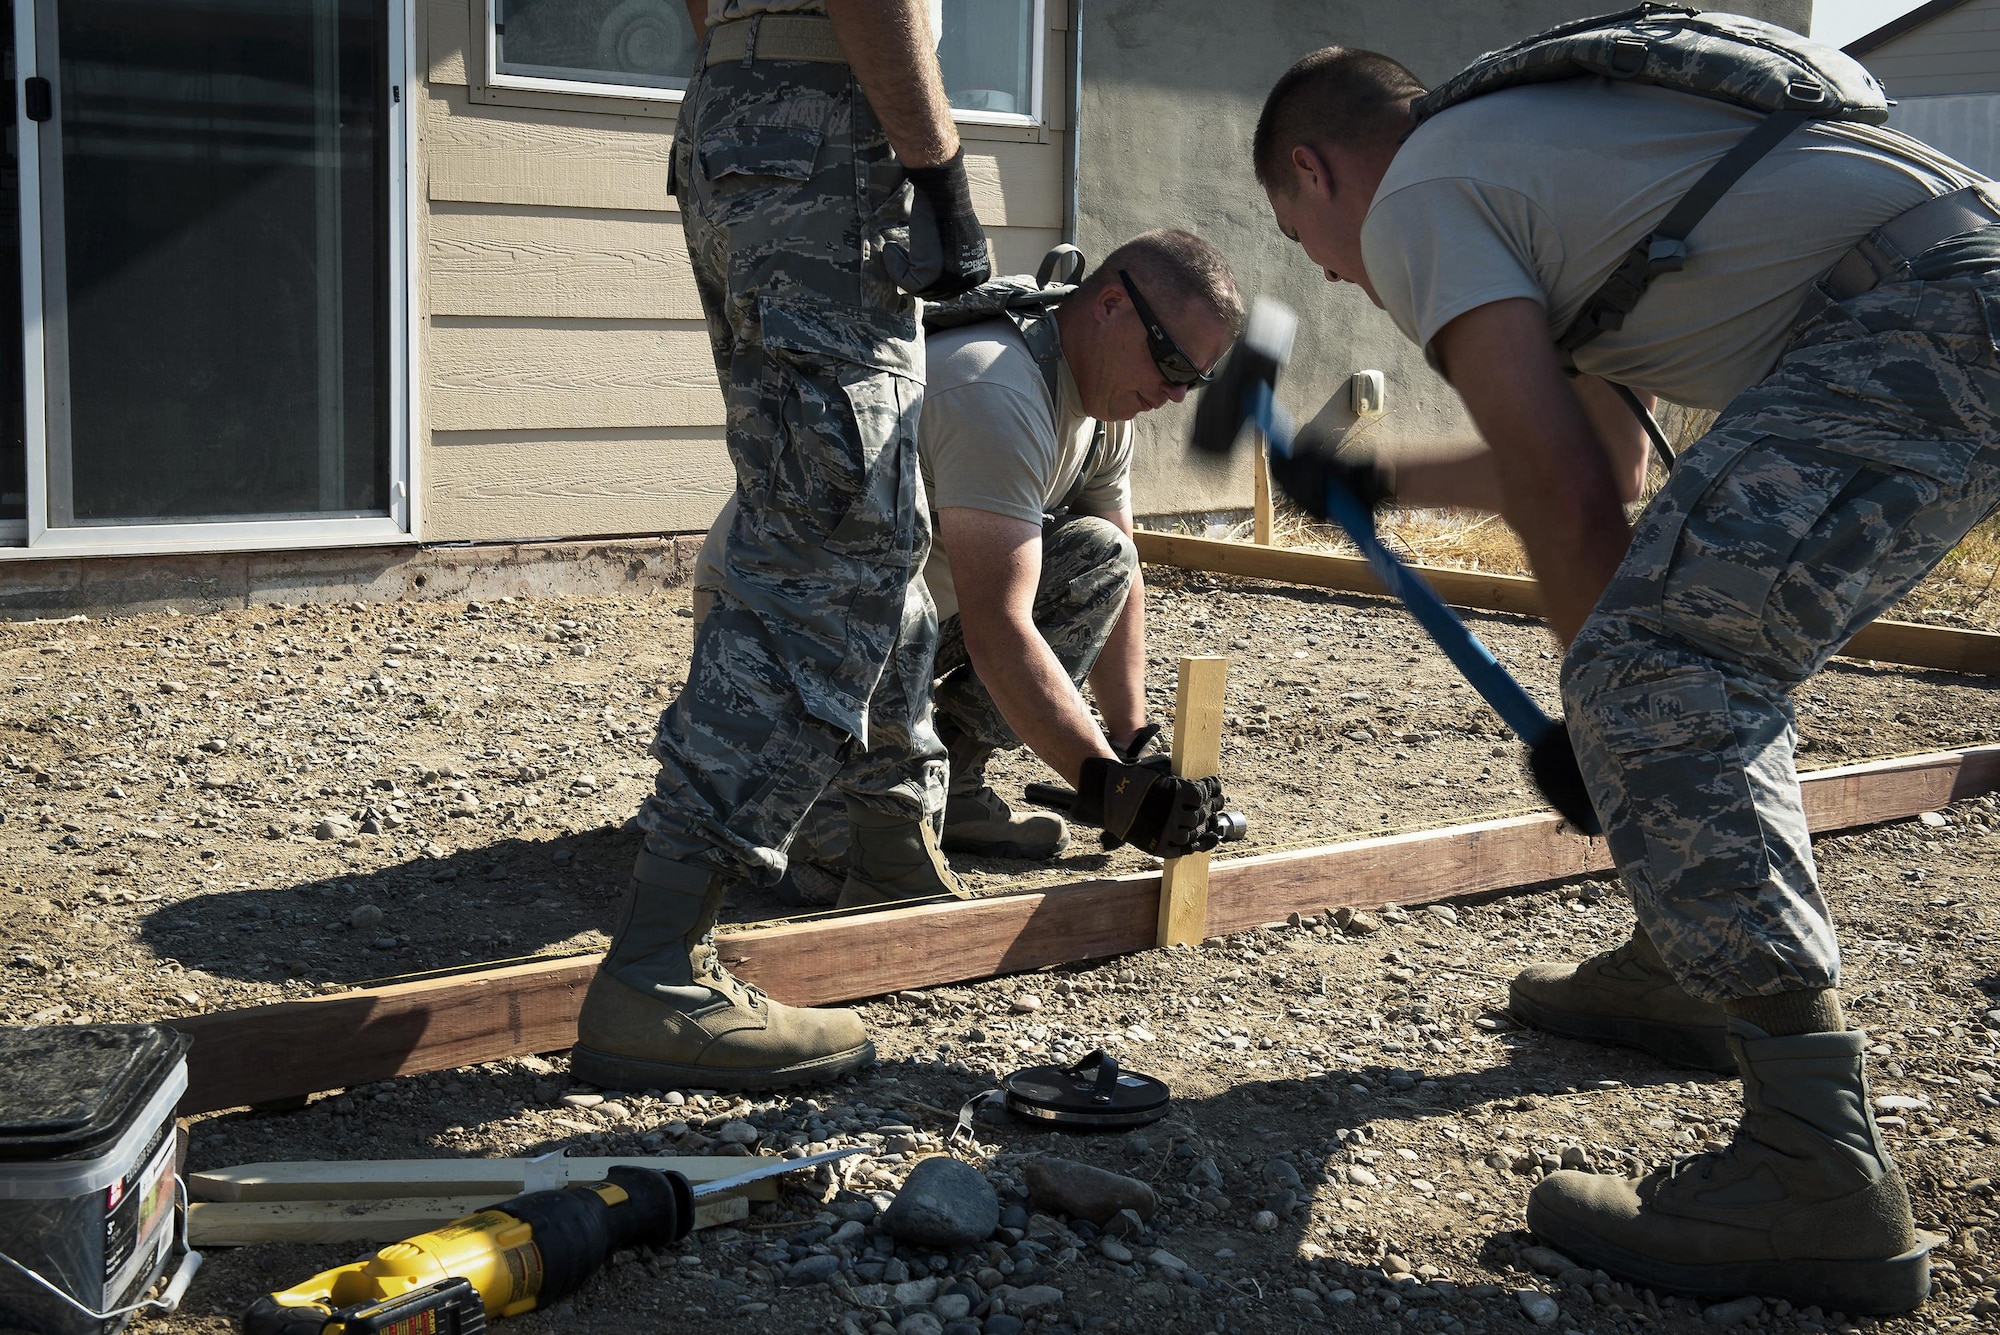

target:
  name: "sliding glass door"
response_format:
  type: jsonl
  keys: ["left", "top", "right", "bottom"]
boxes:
{"left": 9, "top": 0, "right": 407, "bottom": 553}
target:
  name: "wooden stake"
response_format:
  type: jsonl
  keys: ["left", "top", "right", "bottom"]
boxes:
{"left": 166, "top": 744, "right": 2000, "bottom": 1115}
{"left": 1252, "top": 448, "right": 1274, "bottom": 545}
{"left": 1158, "top": 655, "right": 1228, "bottom": 948}
{"left": 1133, "top": 531, "right": 2000, "bottom": 677}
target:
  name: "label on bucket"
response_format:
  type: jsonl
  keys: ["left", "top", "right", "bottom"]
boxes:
{"left": 101, "top": 1119, "right": 174, "bottom": 1308}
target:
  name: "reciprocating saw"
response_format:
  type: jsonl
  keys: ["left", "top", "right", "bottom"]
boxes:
{"left": 242, "top": 1148, "right": 862, "bottom": 1334}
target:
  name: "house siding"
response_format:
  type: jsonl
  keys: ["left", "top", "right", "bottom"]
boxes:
{"left": 1861, "top": 0, "right": 2000, "bottom": 97}
{"left": 416, "top": 0, "right": 1071, "bottom": 543}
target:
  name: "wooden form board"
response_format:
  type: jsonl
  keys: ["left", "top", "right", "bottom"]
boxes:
{"left": 188, "top": 1193, "right": 746, "bottom": 1248}
{"left": 191, "top": 1157, "right": 779, "bottom": 1204}
{"left": 168, "top": 744, "right": 2000, "bottom": 1115}
{"left": 1158, "top": 656, "right": 1228, "bottom": 948}
{"left": 1134, "top": 530, "right": 2000, "bottom": 677}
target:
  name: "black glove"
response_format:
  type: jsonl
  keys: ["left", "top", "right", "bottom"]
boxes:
{"left": 1072, "top": 755, "right": 1226, "bottom": 858}
{"left": 886, "top": 148, "right": 991, "bottom": 299}
{"left": 1112, "top": 724, "right": 1165, "bottom": 764}
{"left": 1267, "top": 433, "right": 1395, "bottom": 521}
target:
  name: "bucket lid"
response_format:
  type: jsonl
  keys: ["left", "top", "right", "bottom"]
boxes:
{"left": 0, "top": 1025, "right": 190, "bottom": 1162}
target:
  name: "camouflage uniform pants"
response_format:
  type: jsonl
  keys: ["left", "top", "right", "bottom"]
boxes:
{"left": 635, "top": 28, "right": 947, "bottom": 885}
{"left": 790, "top": 512, "right": 1138, "bottom": 876}
{"left": 1563, "top": 233, "right": 2000, "bottom": 1004}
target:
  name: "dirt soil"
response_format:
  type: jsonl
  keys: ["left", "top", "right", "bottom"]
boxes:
{"left": 1, "top": 568, "right": 1997, "bottom": 1335}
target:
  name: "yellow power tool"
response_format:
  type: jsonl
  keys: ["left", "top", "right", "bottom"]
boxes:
{"left": 241, "top": 1147, "right": 861, "bottom": 1334}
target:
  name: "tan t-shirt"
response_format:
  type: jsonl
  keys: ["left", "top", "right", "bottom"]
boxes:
{"left": 1363, "top": 79, "right": 1974, "bottom": 408}
{"left": 695, "top": 317, "right": 1132, "bottom": 622}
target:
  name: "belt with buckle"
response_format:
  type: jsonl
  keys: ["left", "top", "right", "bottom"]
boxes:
{"left": 704, "top": 14, "right": 846, "bottom": 67}
{"left": 1824, "top": 181, "right": 2000, "bottom": 300}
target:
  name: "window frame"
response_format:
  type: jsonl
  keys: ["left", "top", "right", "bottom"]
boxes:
{"left": 0, "top": 0, "right": 417, "bottom": 561}
{"left": 471, "top": 0, "right": 1048, "bottom": 129}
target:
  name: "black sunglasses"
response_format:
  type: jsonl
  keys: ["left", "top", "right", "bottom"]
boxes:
{"left": 1118, "top": 269, "right": 1213, "bottom": 387}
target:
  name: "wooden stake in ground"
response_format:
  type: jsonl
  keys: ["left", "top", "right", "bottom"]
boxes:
{"left": 1158, "top": 655, "right": 1229, "bottom": 948}
{"left": 1252, "top": 447, "right": 1274, "bottom": 546}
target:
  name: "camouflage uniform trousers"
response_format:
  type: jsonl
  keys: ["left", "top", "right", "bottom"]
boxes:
{"left": 788, "top": 512, "right": 1138, "bottom": 880}
{"left": 1563, "top": 232, "right": 2000, "bottom": 1004}
{"left": 634, "top": 25, "right": 947, "bottom": 889}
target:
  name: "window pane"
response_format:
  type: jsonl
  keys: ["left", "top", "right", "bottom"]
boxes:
{"left": 939, "top": 0, "right": 1033, "bottom": 118}
{"left": 53, "top": 0, "right": 390, "bottom": 526}
{"left": 497, "top": 0, "right": 698, "bottom": 93}
{"left": 1, "top": 18, "right": 24, "bottom": 525}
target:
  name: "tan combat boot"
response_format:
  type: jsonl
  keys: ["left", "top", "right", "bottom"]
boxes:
{"left": 1510, "top": 926, "right": 1731, "bottom": 1072}
{"left": 1526, "top": 1001, "right": 1929, "bottom": 1316}
{"left": 937, "top": 728, "right": 1068, "bottom": 860}
{"left": 834, "top": 804, "right": 972, "bottom": 910}
{"left": 572, "top": 850, "right": 873, "bottom": 1091}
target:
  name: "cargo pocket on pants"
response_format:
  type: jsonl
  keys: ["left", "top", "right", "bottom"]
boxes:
{"left": 1588, "top": 667, "right": 1772, "bottom": 905}
{"left": 757, "top": 293, "right": 923, "bottom": 568}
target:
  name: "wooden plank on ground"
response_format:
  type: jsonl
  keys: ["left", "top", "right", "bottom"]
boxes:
{"left": 167, "top": 956, "right": 600, "bottom": 1116}
{"left": 1158, "top": 656, "right": 1227, "bottom": 948}
{"left": 190, "top": 1157, "right": 778, "bottom": 1203}
{"left": 1133, "top": 531, "right": 2000, "bottom": 676}
{"left": 170, "top": 745, "right": 2000, "bottom": 1113}
{"left": 187, "top": 1193, "right": 747, "bottom": 1248}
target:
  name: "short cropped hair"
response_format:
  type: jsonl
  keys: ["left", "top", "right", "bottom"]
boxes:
{"left": 1072, "top": 229, "right": 1244, "bottom": 334}
{"left": 1253, "top": 47, "right": 1427, "bottom": 190}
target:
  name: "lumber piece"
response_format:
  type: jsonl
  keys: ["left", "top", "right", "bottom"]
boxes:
{"left": 1159, "top": 656, "right": 1228, "bottom": 948}
{"left": 165, "top": 955, "right": 599, "bottom": 1117}
{"left": 170, "top": 744, "right": 2000, "bottom": 1113}
{"left": 1252, "top": 449, "right": 1274, "bottom": 546}
{"left": 186, "top": 1193, "right": 748, "bottom": 1248}
{"left": 1133, "top": 530, "right": 2000, "bottom": 676}
{"left": 190, "top": 1157, "right": 778, "bottom": 1203}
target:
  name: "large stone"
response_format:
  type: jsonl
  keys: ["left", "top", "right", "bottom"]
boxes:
{"left": 1023, "top": 1156, "right": 1159, "bottom": 1225}
{"left": 879, "top": 1156, "right": 999, "bottom": 1249}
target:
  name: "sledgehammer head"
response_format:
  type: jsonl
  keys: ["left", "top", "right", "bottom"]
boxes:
{"left": 1189, "top": 298, "right": 1298, "bottom": 457}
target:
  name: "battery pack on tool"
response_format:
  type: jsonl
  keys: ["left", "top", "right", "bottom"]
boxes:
{"left": 1001, "top": 1050, "right": 1169, "bottom": 1130}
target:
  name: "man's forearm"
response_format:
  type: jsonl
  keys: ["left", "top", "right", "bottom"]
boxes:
{"left": 963, "top": 617, "right": 1114, "bottom": 788}
{"left": 1090, "top": 569, "right": 1148, "bottom": 748}
{"left": 826, "top": 0, "right": 958, "bottom": 168}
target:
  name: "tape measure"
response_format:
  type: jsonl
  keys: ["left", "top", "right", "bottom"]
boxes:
{"left": 953, "top": 1050, "right": 1170, "bottom": 1141}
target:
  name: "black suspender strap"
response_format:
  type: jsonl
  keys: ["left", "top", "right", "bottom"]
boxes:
{"left": 1558, "top": 108, "right": 1810, "bottom": 356}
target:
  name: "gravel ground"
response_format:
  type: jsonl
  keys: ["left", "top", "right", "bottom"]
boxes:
{"left": 0, "top": 570, "right": 1996, "bottom": 1335}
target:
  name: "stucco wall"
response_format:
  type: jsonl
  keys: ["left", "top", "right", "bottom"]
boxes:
{"left": 1075, "top": 0, "right": 1813, "bottom": 518}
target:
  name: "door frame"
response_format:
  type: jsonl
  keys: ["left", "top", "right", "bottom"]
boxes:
{"left": 1, "top": 0, "right": 417, "bottom": 560}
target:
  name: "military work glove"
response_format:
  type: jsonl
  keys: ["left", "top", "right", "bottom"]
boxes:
{"left": 887, "top": 148, "right": 991, "bottom": 300}
{"left": 1267, "top": 434, "right": 1395, "bottom": 522}
{"left": 1072, "top": 755, "right": 1226, "bottom": 858}
{"left": 1112, "top": 723, "right": 1165, "bottom": 765}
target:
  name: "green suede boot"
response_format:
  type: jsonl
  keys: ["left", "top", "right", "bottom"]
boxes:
{"left": 1509, "top": 927, "right": 1732, "bottom": 1072}
{"left": 936, "top": 727, "right": 1068, "bottom": 860}
{"left": 1525, "top": 1009, "right": 1929, "bottom": 1315}
{"left": 833, "top": 802, "right": 972, "bottom": 910}
{"left": 572, "top": 850, "right": 873, "bottom": 1091}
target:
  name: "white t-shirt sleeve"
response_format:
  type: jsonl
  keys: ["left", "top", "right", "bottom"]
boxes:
{"left": 1362, "top": 176, "right": 1559, "bottom": 359}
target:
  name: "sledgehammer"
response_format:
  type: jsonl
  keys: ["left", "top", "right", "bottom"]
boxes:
{"left": 1188, "top": 299, "right": 1601, "bottom": 836}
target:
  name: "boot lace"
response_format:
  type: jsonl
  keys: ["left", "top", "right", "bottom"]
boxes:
{"left": 695, "top": 936, "right": 766, "bottom": 1010}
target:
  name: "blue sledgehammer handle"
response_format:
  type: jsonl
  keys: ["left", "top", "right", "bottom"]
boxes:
{"left": 1250, "top": 383, "right": 1559, "bottom": 748}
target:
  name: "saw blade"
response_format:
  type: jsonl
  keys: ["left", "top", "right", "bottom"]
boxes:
{"left": 690, "top": 1146, "right": 870, "bottom": 1199}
